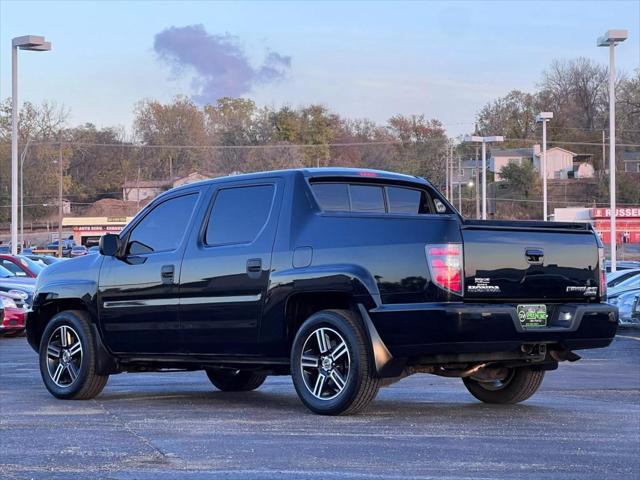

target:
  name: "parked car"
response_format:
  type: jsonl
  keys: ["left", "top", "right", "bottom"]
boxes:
{"left": 0, "top": 292, "right": 27, "bottom": 336}
{"left": 46, "top": 239, "right": 76, "bottom": 257}
{"left": 605, "top": 260, "right": 640, "bottom": 272}
{"left": 0, "top": 254, "right": 43, "bottom": 278}
{"left": 0, "top": 265, "right": 34, "bottom": 309}
{"left": 23, "top": 254, "right": 61, "bottom": 267}
{"left": 608, "top": 273, "right": 640, "bottom": 297}
{"left": 26, "top": 168, "right": 618, "bottom": 415}
{"left": 0, "top": 245, "right": 10, "bottom": 254}
{"left": 88, "top": 246, "right": 100, "bottom": 255}
{"left": 607, "top": 268, "right": 640, "bottom": 288}
{"left": 608, "top": 289, "right": 640, "bottom": 325}
{"left": 70, "top": 246, "right": 88, "bottom": 257}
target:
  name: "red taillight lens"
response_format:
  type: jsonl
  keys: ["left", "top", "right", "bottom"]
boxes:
{"left": 598, "top": 247, "right": 607, "bottom": 298}
{"left": 426, "top": 243, "right": 464, "bottom": 295}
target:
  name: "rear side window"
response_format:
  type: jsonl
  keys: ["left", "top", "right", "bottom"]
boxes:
{"left": 128, "top": 193, "right": 199, "bottom": 254}
{"left": 206, "top": 185, "right": 275, "bottom": 245}
{"left": 311, "top": 182, "right": 440, "bottom": 215}
{"left": 387, "top": 187, "right": 421, "bottom": 214}
{"left": 311, "top": 183, "right": 349, "bottom": 212}
{"left": 349, "top": 185, "right": 385, "bottom": 213}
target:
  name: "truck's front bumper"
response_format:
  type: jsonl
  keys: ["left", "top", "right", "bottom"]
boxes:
{"left": 368, "top": 302, "right": 618, "bottom": 358}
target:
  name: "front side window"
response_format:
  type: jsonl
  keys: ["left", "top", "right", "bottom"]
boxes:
{"left": 127, "top": 193, "right": 198, "bottom": 254}
{"left": 206, "top": 185, "right": 275, "bottom": 246}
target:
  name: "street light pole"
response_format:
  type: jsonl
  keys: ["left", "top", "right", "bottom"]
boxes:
{"left": 11, "top": 35, "right": 52, "bottom": 254}
{"left": 536, "top": 112, "right": 553, "bottom": 221}
{"left": 464, "top": 135, "right": 504, "bottom": 220}
{"left": 19, "top": 139, "right": 32, "bottom": 249}
{"left": 481, "top": 141, "right": 487, "bottom": 219}
{"left": 475, "top": 145, "right": 480, "bottom": 219}
{"left": 598, "top": 29, "right": 628, "bottom": 273}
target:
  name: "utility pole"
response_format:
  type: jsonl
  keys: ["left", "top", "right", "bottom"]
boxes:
{"left": 457, "top": 153, "right": 462, "bottom": 212}
{"left": 57, "top": 137, "right": 63, "bottom": 258}
{"left": 445, "top": 148, "right": 449, "bottom": 200}
{"left": 136, "top": 167, "right": 141, "bottom": 211}
{"left": 475, "top": 145, "right": 480, "bottom": 219}
{"left": 602, "top": 130, "right": 606, "bottom": 172}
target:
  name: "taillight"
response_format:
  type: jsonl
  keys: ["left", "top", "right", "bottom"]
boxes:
{"left": 598, "top": 246, "right": 607, "bottom": 298}
{"left": 426, "top": 244, "right": 464, "bottom": 295}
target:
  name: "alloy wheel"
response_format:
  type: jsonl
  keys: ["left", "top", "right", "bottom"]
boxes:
{"left": 300, "top": 327, "right": 351, "bottom": 400}
{"left": 46, "top": 325, "right": 83, "bottom": 387}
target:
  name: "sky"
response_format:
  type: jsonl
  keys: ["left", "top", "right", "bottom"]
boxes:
{"left": 1, "top": 0, "right": 639, "bottom": 137}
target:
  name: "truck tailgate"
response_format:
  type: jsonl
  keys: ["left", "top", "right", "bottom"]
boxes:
{"left": 461, "top": 220, "right": 602, "bottom": 302}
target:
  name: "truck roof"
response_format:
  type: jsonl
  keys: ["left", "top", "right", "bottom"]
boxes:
{"left": 169, "top": 168, "right": 430, "bottom": 194}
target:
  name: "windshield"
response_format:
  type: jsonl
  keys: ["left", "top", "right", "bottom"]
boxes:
{"left": 16, "top": 255, "right": 44, "bottom": 275}
{"left": 0, "top": 265, "right": 16, "bottom": 278}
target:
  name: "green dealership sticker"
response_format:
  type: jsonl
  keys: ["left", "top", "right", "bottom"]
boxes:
{"left": 517, "top": 304, "right": 548, "bottom": 327}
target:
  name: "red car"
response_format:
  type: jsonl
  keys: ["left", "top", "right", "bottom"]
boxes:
{"left": 0, "top": 254, "right": 43, "bottom": 278}
{"left": 0, "top": 293, "right": 26, "bottom": 336}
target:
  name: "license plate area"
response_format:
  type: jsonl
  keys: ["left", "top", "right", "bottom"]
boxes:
{"left": 517, "top": 304, "right": 548, "bottom": 328}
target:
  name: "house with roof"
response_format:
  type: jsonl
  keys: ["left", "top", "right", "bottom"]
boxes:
{"left": 490, "top": 145, "right": 594, "bottom": 181}
{"left": 623, "top": 151, "right": 640, "bottom": 173}
{"left": 489, "top": 146, "right": 540, "bottom": 181}
{"left": 122, "top": 171, "right": 219, "bottom": 202}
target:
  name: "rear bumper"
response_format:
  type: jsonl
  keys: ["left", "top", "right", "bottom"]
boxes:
{"left": 368, "top": 302, "right": 618, "bottom": 358}
{"left": 1, "top": 308, "right": 26, "bottom": 333}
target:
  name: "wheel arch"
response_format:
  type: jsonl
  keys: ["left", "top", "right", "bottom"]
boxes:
{"left": 27, "top": 284, "right": 118, "bottom": 375}
{"left": 282, "top": 292, "right": 405, "bottom": 378}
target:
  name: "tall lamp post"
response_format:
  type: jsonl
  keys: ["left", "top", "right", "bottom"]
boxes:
{"left": 11, "top": 35, "right": 52, "bottom": 254}
{"left": 464, "top": 135, "right": 504, "bottom": 220}
{"left": 536, "top": 112, "right": 553, "bottom": 221}
{"left": 598, "top": 29, "right": 628, "bottom": 273}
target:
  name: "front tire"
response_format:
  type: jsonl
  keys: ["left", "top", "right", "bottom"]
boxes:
{"left": 291, "top": 309, "right": 380, "bottom": 415}
{"left": 206, "top": 369, "right": 266, "bottom": 392}
{"left": 462, "top": 367, "right": 544, "bottom": 404}
{"left": 39, "top": 310, "right": 108, "bottom": 400}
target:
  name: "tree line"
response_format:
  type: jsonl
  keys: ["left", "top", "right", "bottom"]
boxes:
{"left": 0, "top": 57, "right": 638, "bottom": 224}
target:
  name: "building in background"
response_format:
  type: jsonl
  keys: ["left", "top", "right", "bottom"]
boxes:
{"left": 553, "top": 206, "right": 640, "bottom": 244}
{"left": 62, "top": 216, "right": 133, "bottom": 247}
{"left": 622, "top": 151, "right": 640, "bottom": 173}
{"left": 490, "top": 145, "right": 595, "bottom": 181}
{"left": 122, "top": 171, "right": 218, "bottom": 202}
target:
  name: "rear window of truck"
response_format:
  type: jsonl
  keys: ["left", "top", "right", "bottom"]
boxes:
{"left": 311, "top": 182, "right": 446, "bottom": 215}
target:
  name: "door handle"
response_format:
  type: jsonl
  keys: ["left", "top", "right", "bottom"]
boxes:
{"left": 525, "top": 248, "right": 544, "bottom": 265}
{"left": 161, "top": 265, "right": 175, "bottom": 285}
{"left": 246, "top": 258, "right": 262, "bottom": 278}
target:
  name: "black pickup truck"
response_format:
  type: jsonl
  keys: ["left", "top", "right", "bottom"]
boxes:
{"left": 27, "top": 168, "right": 617, "bottom": 415}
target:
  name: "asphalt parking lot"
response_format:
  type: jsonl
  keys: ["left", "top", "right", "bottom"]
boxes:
{"left": 1, "top": 334, "right": 639, "bottom": 480}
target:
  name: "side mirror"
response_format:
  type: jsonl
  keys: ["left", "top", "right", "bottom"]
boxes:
{"left": 99, "top": 234, "right": 121, "bottom": 257}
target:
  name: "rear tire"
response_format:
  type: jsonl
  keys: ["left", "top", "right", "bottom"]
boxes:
{"left": 39, "top": 310, "right": 109, "bottom": 400}
{"left": 290, "top": 309, "right": 380, "bottom": 415}
{"left": 462, "top": 367, "right": 544, "bottom": 404}
{"left": 206, "top": 369, "right": 266, "bottom": 392}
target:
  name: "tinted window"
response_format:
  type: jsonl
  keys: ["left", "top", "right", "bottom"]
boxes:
{"left": 128, "top": 193, "right": 198, "bottom": 254}
{"left": 387, "top": 187, "right": 421, "bottom": 214}
{"left": 0, "top": 259, "right": 26, "bottom": 276}
{"left": 349, "top": 185, "right": 385, "bottom": 213}
{"left": 311, "top": 183, "right": 349, "bottom": 212}
{"left": 206, "top": 185, "right": 275, "bottom": 245}
{"left": 0, "top": 265, "right": 15, "bottom": 278}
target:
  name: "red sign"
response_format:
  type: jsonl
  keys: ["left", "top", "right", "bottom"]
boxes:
{"left": 591, "top": 207, "right": 640, "bottom": 219}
